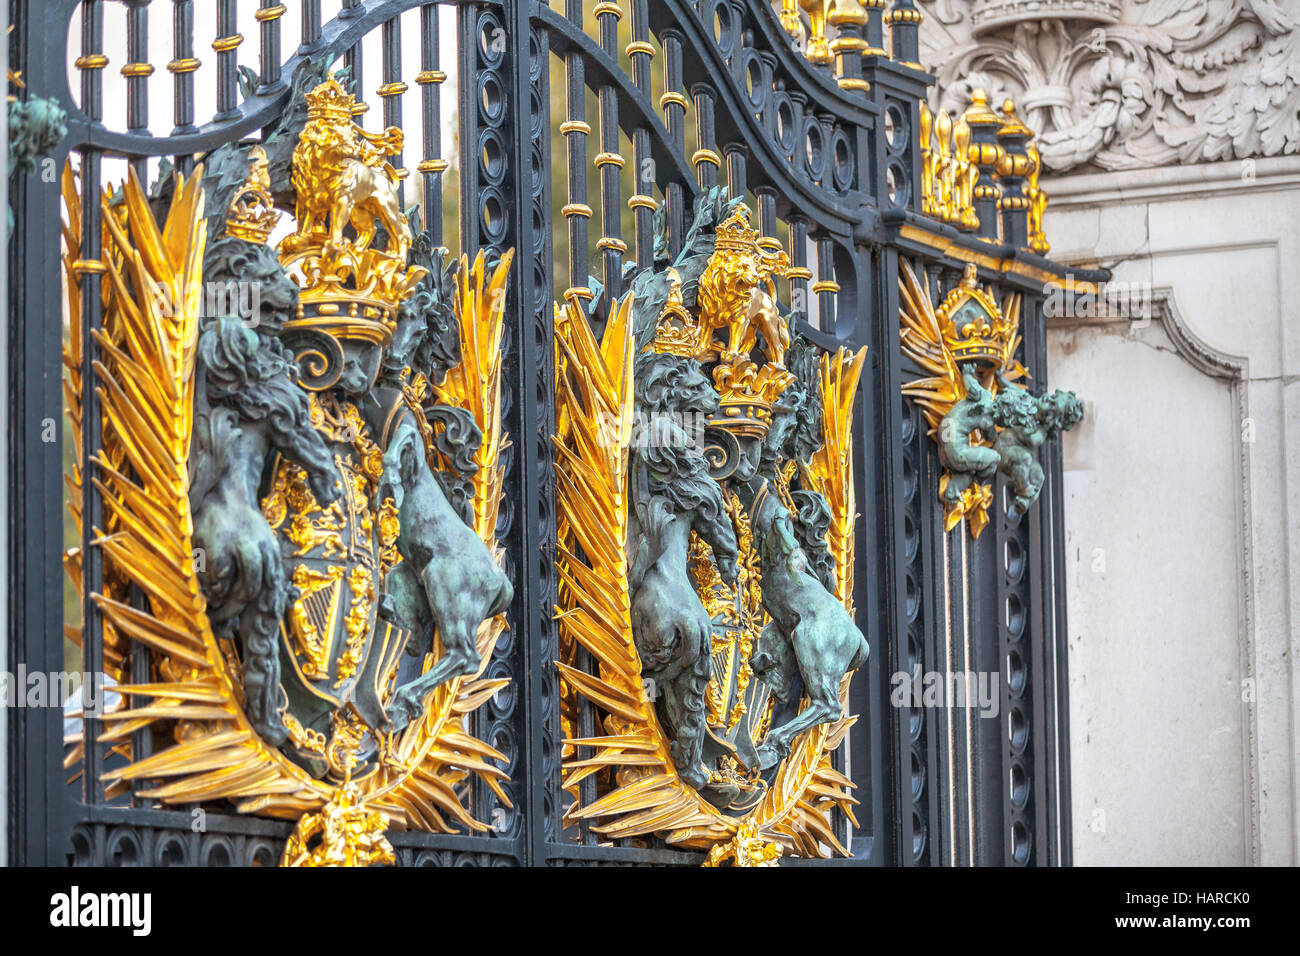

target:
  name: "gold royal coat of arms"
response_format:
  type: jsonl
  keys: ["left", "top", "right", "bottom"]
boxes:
{"left": 553, "top": 191, "right": 870, "bottom": 863}
{"left": 62, "top": 66, "right": 872, "bottom": 868}
{"left": 63, "top": 73, "right": 516, "bottom": 866}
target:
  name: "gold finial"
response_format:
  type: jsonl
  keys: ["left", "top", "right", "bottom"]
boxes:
{"left": 964, "top": 88, "right": 1001, "bottom": 126}
{"left": 997, "top": 98, "right": 1032, "bottom": 138}
{"left": 224, "top": 146, "right": 279, "bottom": 243}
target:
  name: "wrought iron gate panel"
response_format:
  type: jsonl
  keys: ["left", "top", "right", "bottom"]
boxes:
{"left": 7, "top": 0, "right": 1093, "bottom": 866}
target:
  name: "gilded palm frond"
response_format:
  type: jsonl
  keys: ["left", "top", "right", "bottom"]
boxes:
{"left": 806, "top": 346, "right": 867, "bottom": 614}
{"left": 75, "top": 167, "right": 332, "bottom": 812}
{"left": 899, "top": 260, "right": 964, "bottom": 435}
{"left": 552, "top": 292, "right": 714, "bottom": 836}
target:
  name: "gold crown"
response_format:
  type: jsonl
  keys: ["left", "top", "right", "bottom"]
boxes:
{"left": 277, "top": 77, "right": 424, "bottom": 348}
{"left": 652, "top": 268, "right": 706, "bottom": 357}
{"left": 305, "top": 75, "right": 357, "bottom": 123}
{"left": 713, "top": 207, "right": 790, "bottom": 276}
{"left": 287, "top": 269, "right": 407, "bottom": 346}
{"left": 710, "top": 360, "right": 794, "bottom": 438}
{"left": 939, "top": 264, "right": 1012, "bottom": 365}
{"left": 224, "top": 145, "right": 279, "bottom": 243}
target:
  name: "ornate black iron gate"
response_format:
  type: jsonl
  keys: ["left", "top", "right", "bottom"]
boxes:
{"left": 7, "top": 0, "right": 1098, "bottom": 866}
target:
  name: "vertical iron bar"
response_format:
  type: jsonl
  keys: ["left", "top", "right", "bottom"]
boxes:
{"left": 456, "top": 4, "right": 474, "bottom": 252}
{"left": 594, "top": 1, "right": 624, "bottom": 301}
{"left": 691, "top": 84, "right": 719, "bottom": 190}
{"left": 786, "top": 216, "right": 810, "bottom": 324}
{"left": 873, "top": 244, "right": 911, "bottom": 864}
{"left": 300, "top": 0, "right": 323, "bottom": 53}
{"left": 417, "top": 4, "right": 445, "bottom": 243}
{"left": 814, "top": 236, "right": 836, "bottom": 332}
{"left": 345, "top": 38, "right": 364, "bottom": 122}
{"left": 123, "top": 0, "right": 151, "bottom": 181}
{"left": 11, "top": 0, "right": 74, "bottom": 863}
{"left": 1047, "top": 347, "right": 1074, "bottom": 865}
{"left": 627, "top": 0, "right": 655, "bottom": 269}
{"left": 79, "top": 0, "right": 107, "bottom": 814}
{"left": 491, "top": 0, "right": 546, "bottom": 865}
{"left": 659, "top": 28, "right": 686, "bottom": 259}
{"left": 561, "top": 4, "right": 598, "bottom": 838}
{"left": 379, "top": 16, "right": 406, "bottom": 208}
{"left": 214, "top": 0, "right": 241, "bottom": 121}
{"left": 725, "top": 143, "right": 747, "bottom": 201}
{"left": 255, "top": 1, "right": 286, "bottom": 95}
{"left": 169, "top": 0, "right": 198, "bottom": 135}
{"left": 561, "top": 1, "right": 591, "bottom": 307}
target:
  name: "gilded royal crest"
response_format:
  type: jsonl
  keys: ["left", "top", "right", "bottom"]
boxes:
{"left": 900, "top": 261, "right": 1084, "bottom": 536}
{"left": 61, "top": 73, "right": 517, "bottom": 865}
{"left": 554, "top": 191, "right": 868, "bottom": 862}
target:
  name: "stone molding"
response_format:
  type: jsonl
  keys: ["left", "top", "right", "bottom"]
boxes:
{"left": 919, "top": 0, "right": 1300, "bottom": 174}
{"left": 1048, "top": 289, "right": 1260, "bottom": 864}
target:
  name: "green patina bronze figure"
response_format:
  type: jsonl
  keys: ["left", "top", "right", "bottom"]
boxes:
{"left": 937, "top": 367, "right": 1002, "bottom": 513}
{"left": 8, "top": 86, "right": 67, "bottom": 227}
{"left": 993, "top": 374, "right": 1085, "bottom": 515}
{"left": 901, "top": 262, "right": 1085, "bottom": 536}
{"left": 615, "top": 189, "right": 868, "bottom": 803}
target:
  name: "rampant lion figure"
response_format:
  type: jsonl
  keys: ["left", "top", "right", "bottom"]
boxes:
{"left": 190, "top": 235, "right": 340, "bottom": 744}
{"left": 282, "top": 76, "right": 411, "bottom": 262}
{"left": 628, "top": 350, "right": 740, "bottom": 791}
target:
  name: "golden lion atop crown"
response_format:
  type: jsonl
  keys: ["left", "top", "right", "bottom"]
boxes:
{"left": 648, "top": 203, "right": 796, "bottom": 438}
{"left": 697, "top": 205, "right": 793, "bottom": 438}
{"left": 275, "top": 74, "right": 424, "bottom": 346}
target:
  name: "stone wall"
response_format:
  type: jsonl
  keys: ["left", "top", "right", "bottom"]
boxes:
{"left": 920, "top": 0, "right": 1300, "bottom": 865}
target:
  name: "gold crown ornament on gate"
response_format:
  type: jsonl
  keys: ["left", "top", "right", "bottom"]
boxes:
{"left": 276, "top": 74, "right": 426, "bottom": 346}
{"left": 694, "top": 205, "right": 794, "bottom": 438}
{"left": 937, "top": 263, "right": 1015, "bottom": 366}
{"left": 224, "top": 145, "right": 280, "bottom": 243}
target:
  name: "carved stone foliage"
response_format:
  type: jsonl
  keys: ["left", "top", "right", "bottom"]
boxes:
{"left": 554, "top": 190, "right": 869, "bottom": 863}
{"left": 917, "top": 0, "right": 1300, "bottom": 171}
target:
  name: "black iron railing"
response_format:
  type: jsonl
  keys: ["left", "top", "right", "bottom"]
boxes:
{"left": 7, "top": 0, "right": 1096, "bottom": 866}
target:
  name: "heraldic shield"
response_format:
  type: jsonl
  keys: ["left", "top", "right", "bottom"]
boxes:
{"left": 261, "top": 392, "right": 417, "bottom": 779}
